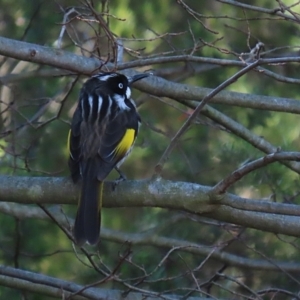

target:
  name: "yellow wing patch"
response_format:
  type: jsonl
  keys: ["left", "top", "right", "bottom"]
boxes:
{"left": 114, "top": 129, "right": 135, "bottom": 158}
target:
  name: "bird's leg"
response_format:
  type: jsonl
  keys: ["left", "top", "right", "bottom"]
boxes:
{"left": 115, "top": 167, "right": 127, "bottom": 181}
{"left": 112, "top": 167, "right": 127, "bottom": 191}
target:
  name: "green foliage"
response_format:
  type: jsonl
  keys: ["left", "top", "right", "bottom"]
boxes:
{"left": 1, "top": 0, "right": 300, "bottom": 299}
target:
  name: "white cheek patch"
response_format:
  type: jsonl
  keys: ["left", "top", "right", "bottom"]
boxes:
{"left": 113, "top": 94, "right": 130, "bottom": 111}
{"left": 126, "top": 87, "right": 131, "bottom": 99}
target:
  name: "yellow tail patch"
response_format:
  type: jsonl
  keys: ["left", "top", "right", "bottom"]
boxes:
{"left": 114, "top": 129, "right": 135, "bottom": 158}
{"left": 67, "top": 130, "right": 71, "bottom": 153}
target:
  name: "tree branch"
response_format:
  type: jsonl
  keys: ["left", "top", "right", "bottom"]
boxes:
{"left": 178, "top": 102, "right": 300, "bottom": 174}
{"left": 1, "top": 36, "right": 300, "bottom": 117}
{"left": 0, "top": 265, "right": 217, "bottom": 300}
{"left": 216, "top": 0, "right": 300, "bottom": 24}
{"left": 157, "top": 60, "right": 260, "bottom": 171}
{"left": 1, "top": 202, "right": 299, "bottom": 273}
{"left": 0, "top": 36, "right": 102, "bottom": 74}
{"left": 1, "top": 175, "right": 300, "bottom": 238}
{"left": 213, "top": 152, "right": 300, "bottom": 194}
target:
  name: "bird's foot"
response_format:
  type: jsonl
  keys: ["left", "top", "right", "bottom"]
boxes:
{"left": 112, "top": 167, "right": 127, "bottom": 191}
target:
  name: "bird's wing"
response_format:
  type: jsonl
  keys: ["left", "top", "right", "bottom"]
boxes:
{"left": 95, "top": 111, "right": 139, "bottom": 180}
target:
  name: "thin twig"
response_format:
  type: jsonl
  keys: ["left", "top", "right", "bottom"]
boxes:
{"left": 212, "top": 151, "right": 300, "bottom": 194}
{"left": 156, "top": 60, "right": 260, "bottom": 172}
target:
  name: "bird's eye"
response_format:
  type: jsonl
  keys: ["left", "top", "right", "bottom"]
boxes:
{"left": 118, "top": 83, "right": 123, "bottom": 89}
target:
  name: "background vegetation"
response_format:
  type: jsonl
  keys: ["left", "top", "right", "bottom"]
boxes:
{"left": 1, "top": 0, "right": 300, "bottom": 299}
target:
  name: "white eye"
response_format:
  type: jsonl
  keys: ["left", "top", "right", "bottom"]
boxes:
{"left": 118, "top": 83, "right": 123, "bottom": 89}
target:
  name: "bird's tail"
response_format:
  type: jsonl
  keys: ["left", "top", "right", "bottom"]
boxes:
{"left": 74, "top": 159, "right": 103, "bottom": 246}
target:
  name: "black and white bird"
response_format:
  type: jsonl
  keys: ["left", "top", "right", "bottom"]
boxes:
{"left": 68, "top": 72, "right": 149, "bottom": 246}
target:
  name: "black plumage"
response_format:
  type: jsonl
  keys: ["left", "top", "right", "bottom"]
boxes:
{"left": 68, "top": 72, "right": 148, "bottom": 245}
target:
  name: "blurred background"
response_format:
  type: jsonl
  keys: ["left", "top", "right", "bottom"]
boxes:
{"left": 1, "top": 0, "right": 300, "bottom": 299}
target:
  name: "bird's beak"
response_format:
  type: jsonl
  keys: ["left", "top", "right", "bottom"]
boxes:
{"left": 128, "top": 73, "right": 149, "bottom": 84}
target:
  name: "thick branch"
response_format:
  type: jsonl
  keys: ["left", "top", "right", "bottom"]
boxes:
{"left": 0, "top": 36, "right": 102, "bottom": 74}
{"left": 1, "top": 175, "right": 300, "bottom": 238}
{"left": 1, "top": 36, "right": 300, "bottom": 116}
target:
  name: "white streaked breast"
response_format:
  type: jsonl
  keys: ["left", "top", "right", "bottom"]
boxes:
{"left": 97, "top": 95, "right": 103, "bottom": 113}
{"left": 88, "top": 95, "right": 93, "bottom": 107}
{"left": 88, "top": 95, "right": 93, "bottom": 118}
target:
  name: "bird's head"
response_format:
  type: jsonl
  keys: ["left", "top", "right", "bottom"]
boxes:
{"left": 92, "top": 72, "right": 149, "bottom": 99}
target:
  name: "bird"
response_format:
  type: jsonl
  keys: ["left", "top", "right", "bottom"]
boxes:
{"left": 68, "top": 71, "right": 149, "bottom": 246}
